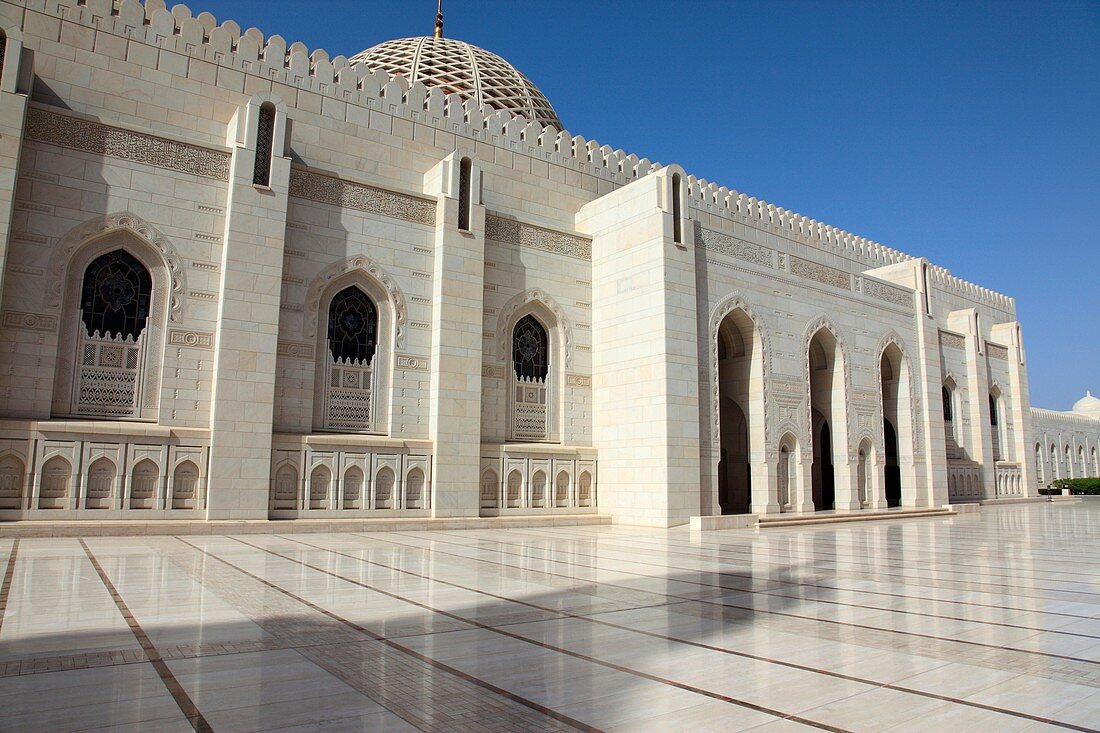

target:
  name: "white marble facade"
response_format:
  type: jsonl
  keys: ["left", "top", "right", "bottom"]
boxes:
{"left": 0, "top": 0, "right": 1095, "bottom": 526}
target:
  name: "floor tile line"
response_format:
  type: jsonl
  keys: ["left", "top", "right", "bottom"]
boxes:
{"left": 390, "top": 527, "right": 1100, "bottom": 622}
{"left": 220, "top": 535, "right": 853, "bottom": 733}
{"left": 385, "top": 528, "right": 1100, "bottom": 637}
{"left": 382, "top": 529, "right": 1100, "bottom": 660}
{"left": 511, "top": 525, "right": 1100, "bottom": 604}
{"left": 173, "top": 536, "right": 603, "bottom": 733}
{"left": 285, "top": 534, "right": 1099, "bottom": 733}
{"left": 0, "top": 540, "right": 19, "bottom": 637}
{"left": 78, "top": 539, "right": 214, "bottom": 733}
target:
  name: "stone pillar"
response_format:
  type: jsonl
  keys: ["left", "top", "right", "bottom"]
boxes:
{"left": 0, "top": 27, "right": 28, "bottom": 306}
{"left": 914, "top": 291, "right": 947, "bottom": 507}
{"left": 751, "top": 458, "right": 779, "bottom": 515}
{"left": 424, "top": 153, "right": 484, "bottom": 518}
{"left": 949, "top": 309, "right": 994, "bottom": 499}
{"left": 206, "top": 101, "right": 290, "bottom": 519}
{"left": 994, "top": 321, "right": 1037, "bottom": 496}
{"left": 577, "top": 167, "right": 701, "bottom": 527}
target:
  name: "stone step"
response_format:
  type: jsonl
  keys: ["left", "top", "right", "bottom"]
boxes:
{"left": 757, "top": 507, "right": 956, "bottom": 528}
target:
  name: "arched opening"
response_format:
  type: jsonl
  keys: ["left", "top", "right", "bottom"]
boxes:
{"left": 480, "top": 469, "right": 498, "bottom": 509}
{"left": 39, "top": 456, "right": 71, "bottom": 510}
{"left": 1050, "top": 444, "right": 1059, "bottom": 480}
{"left": 343, "top": 466, "right": 364, "bottom": 510}
{"left": 988, "top": 391, "right": 1008, "bottom": 461}
{"left": 1092, "top": 447, "right": 1099, "bottom": 477}
{"left": 128, "top": 459, "right": 159, "bottom": 510}
{"left": 322, "top": 286, "right": 379, "bottom": 431}
{"left": 880, "top": 343, "right": 912, "bottom": 508}
{"left": 1079, "top": 447, "right": 1087, "bottom": 478}
{"left": 511, "top": 314, "right": 551, "bottom": 441}
{"left": 506, "top": 470, "right": 522, "bottom": 508}
{"left": 1065, "top": 446, "right": 1073, "bottom": 479}
{"left": 531, "top": 471, "right": 546, "bottom": 508}
{"left": 808, "top": 328, "right": 845, "bottom": 511}
{"left": 74, "top": 249, "right": 153, "bottom": 418}
{"left": 1035, "top": 444, "right": 1044, "bottom": 484}
{"left": 883, "top": 420, "right": 900, "bottom": 507}
{"left": 716, "top": 308, "right": 763, "bottom": 515}
{"left": 0, "top": 455, "right": 25, "bottom": 510}
{"left": 375, "top": 467, "right": 395, "bottom": 509}
{"left": 253, "top": 102, "right": 276, "bottom": 186}
{"left": 405, "top": 468, "right": 425, "bottom": 509}
{"left": 0, "top": 30, "right": 7, "bottom": 82}
{"left": 776, "top": 434, "right": 797, "bottom": 511}
{"left": 577, "top": 471, "right": 592, "bottom": 507}
{"left": 172, "top": 461, "right": 199, "bottom": 510}
{"left": 272, "top": 464, "right": 297, "bottom": 510}
{"left": 309, "top": 466, "right": 331, "bottom": 510}
{"left": 85, "top": 458, "right": 115, "bottom": 510}
{"left": 555, "top": 471, "right": 570, "bottom": 508}
{"left": 458, "top": 157, "right": 472, "bottom": 231}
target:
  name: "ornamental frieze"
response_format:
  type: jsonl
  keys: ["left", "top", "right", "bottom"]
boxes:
{"left": 696, "top": 226, "right": 774, "bottom": 268}
{"left": 288, "top": 168, "right": 436, "bottom": 227}
{"left": 2, "top": 310, "right": 58, "bottom": 332}
{"left": 24, "top": 108, "right": 231, "bottom": 181}
{"left": 790, "top": 256, "right": 851, "bottom": 291}
{"left": 862, "top": 277, "right": 913, "bottom": 308}
{"left": 485, "top": 215, "right": 592, "bottom": 260}
{"left": 168, "top": 330, "right": 214, "bottom": 349}
{"left": 939, "top": 330, "right": 966, "bottom": 349}
{"left": 986, "top": 342, "right": 1010, "bottom": 360}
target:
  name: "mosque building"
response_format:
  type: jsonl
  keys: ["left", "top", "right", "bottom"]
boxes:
{"left": 0, "top": 0, "right": 1095, "bottom": 525}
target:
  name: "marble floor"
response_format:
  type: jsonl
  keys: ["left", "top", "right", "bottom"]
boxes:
{"left": 1, "top": 503, "right": 1099, "bottom": 732}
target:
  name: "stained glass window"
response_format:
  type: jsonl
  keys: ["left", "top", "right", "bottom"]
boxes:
{"left": 80, "top": 250, "right": 152, "bottom": 339}
{"left": 512, "top": 314, "right": 548, "bottom": 380}
{"left": 327, "top": 287, "right": 377, "bottom": 363}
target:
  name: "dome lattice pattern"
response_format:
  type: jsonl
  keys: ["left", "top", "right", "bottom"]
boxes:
{"left": 350, "top": 37, "right": 562, "bottom": 130}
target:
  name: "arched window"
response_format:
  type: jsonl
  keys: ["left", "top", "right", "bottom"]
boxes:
{"left": 458, "top": 157, "right": 472, "bottom": 231}
{"left": 73, "top": 250, "right": 154, "bottom": 418}
{"left": 1035, "top": 444, "right": 1044, "bottom": 484}
{"left": 942, "top": 386, "right": 953, "bottom": 422}
{"left": 988, "top": 394, "right": 998, "bottom": 427}
{"left": 253, "top": 102, "right": 276, "bottom": 186}
{"left": 512, "top": 315, "right": 548, "bottom": 380}
{"left": 511, "top": 314, "right": 551, "bottom": 441}
{"left": 80, "top": 250, "right": 151, "bottom": 339}
{"left": 327, "top": 287, "right": 378, "bottom": 363}
{"left": 322, "top": 287, "right": 379, "bottom": 431}
{"left": 671, "top": 172, "right": 683, "bottom": 243}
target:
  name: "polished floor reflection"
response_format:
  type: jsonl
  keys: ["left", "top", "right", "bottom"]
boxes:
{"left": 1, "top": 503, "right": 1099, "bottom": 732}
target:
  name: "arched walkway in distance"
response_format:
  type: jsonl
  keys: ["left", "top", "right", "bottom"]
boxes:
{"left": 716, "top": 308, "right": 765, "bottom": 515}
{"left": 808, "top": 327, "right": 848, "bottom": 511}
{"left": 775, "top": 433, "right": 801, "bottom": 512}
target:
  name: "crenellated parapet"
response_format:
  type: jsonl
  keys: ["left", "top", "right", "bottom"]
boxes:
{"left": 28, "top": 0, "right": 1012, "bottom": 311}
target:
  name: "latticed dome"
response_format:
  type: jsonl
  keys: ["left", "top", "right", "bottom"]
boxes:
{"left": 1072, "top": 391, "right": 1100, "bottom": 419}
{"left": 349, "top": 36, "right": 562, "bottom": 130}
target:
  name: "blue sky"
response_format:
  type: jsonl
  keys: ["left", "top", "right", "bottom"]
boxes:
{"left": 196, "top": 0, "right": 1098, "bottom": 410}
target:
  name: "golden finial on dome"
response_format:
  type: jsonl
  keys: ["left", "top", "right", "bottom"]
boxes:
{"left": 434, "top": 0, "right": 444, "bottom": 38}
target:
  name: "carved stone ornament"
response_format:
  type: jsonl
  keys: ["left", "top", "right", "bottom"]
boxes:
{"left": 986, "top": 342, "right": 1009, "bottom": 360}
{"left": 696, "top": 226, "right": 774, "bottom": 269}
{"left": 791, "top": 256, "right": 851, "bottom": 291}
{"left": 801, "top": 314, "right": 853, "bottom": 456}
{"left": 277, "top": 340, "right": 315, "bottom": 360}
{"left": 495, "top": 288, "right": 574, "bottom": 368}
{"left": 24, "top": 108, "right": 230, "bottom": 181}
{"left": 304, "top": 256, "right": 408, "bottom": 348}
{"left": 2, "top": 310, "right": 58, "bottom": 332}
{"left": 485, "top": 215, "right": 592, "bottom": 260}
{"left": 874, "top": 331, "right": 924, "bottom": 455}
{"left": 863, "top": 277, "right": 914, "bottom": 309}
{"left": 939, "top": 330, "right": 966, "bottom": 349}
{"left": 288, "top": 168, "right": 436, "bottom": 227}
{"left": 168, "top": 330, "right": 213, "bottom": 349}
{"left": 47, "top": 212, "right": 186, "bottom": 324}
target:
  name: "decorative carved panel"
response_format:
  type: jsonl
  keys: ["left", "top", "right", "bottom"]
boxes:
{"left": 790, "top": 256, "right": 851, "bottom": 291}
{"left": 288, "top": 168, "right": 436, "bottom": 226}
{"left": 485, "top": 215, "right": 591, "bottom": 260}
{"left": 862, "top": 278, "right": 913, "bottom": 308}
{"left": 696, "top": 226, "right": 773, "bottom": 268}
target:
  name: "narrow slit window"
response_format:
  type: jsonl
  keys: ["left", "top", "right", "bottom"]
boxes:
{"left": 458, "top": 157, "right": 472, "bottom": 231}
{"left": 671, "top": 173, "right": 682, "bottom": 243}
{"left": 253, "top": 103, "right": 276, "bottom": 186}
{"left": 989, "top": 394, "right": 998, "bottom": 427}
{"left": 0, "top": 30, "right": 7, "bottom": 82}
{"left": 942, "top": 386, "right": 953, "bottom": 422}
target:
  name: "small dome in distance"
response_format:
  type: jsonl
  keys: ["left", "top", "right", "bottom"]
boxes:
{"left": 1071, "top": 390, "right": 1100, "bottom": 420}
